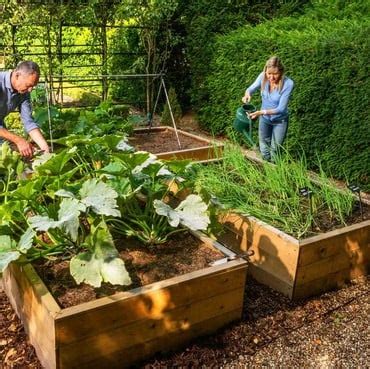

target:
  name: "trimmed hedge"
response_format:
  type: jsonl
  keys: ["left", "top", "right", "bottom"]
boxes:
{"left": 199, "top": 16, "right": 370, "bottom": 189}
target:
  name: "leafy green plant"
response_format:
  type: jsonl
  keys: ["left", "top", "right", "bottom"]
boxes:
{"left": 0, "top": 139, "right": 134, "bottom": 287}
{"left": 0, "top": 136, "right": 213, "bottom": 288}
{"left": 102, "top": 151, "right": 212, "bottom": 245}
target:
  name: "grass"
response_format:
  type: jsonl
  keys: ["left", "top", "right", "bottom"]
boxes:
{"left": 193, "top": 144, "right": 355, "bottom": 238}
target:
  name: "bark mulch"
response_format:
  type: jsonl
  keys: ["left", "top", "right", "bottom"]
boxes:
{"left": 1, "top": 275, "right": 368, "bottom": 368}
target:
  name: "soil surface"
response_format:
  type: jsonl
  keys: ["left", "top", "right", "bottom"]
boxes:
{"left": 128, "top": 129, "right": 210, "bottom": 154}
{"left": 33, "top": 233, "right": 223, "bottom": 308}
{"left": 1, "top": 275, "right": 368, "bottom": 368}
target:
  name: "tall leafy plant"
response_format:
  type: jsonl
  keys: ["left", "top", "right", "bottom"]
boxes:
{"left": 102, "top": 151, "right": 211, "bottom": 245}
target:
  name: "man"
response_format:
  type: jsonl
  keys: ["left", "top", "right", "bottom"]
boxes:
{"left": 0, "top": 60, "right": 49, "bottom": 157}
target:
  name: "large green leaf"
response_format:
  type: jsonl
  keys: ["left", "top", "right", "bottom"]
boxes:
{"left": 32, "top": 152, "right": 56, "bottom": 169}
{"left": 89, "top": 135, "right": 126, "bottom": 150}
{"left": 70, "top": 226, "right": 131, "bottom": 287}
{"left": 154, "top": 194, "right": 210, "bottom": 231}
{"left": 18, "top": 228, "right": 36, "bottom": 252}
{"left": 29, "top": 198, "right": 85, "bottom": 242}
{"left": 11, "top": 178, "right": 44, "bottom": 201}
{"left": 34, "top": 147, "right": 77, "bottom": 176}
{"left": 113, "top": 151, "right": 150, "bottom": 171}
{"left": 79, "top": 179, "right": 120, "bottom": 217}
{"left": 105, "top": 177, "right": 133, "bottom": 199}
{"left": 153, "top": 201, "right": 181, "bottom": 227}
{"left": 116, "top": 138, "right": 134, "bottom": 152}
{"left": 52, "top": 135, "right": 92, "bottom": 147}
{"left": 0, "top": 201, "right": 26, "bottom": 224}
{"left": 132, "top": 152, "right": 158, "bottom": 174}
{"left": 58, "top": 198, "right": 86, "bottom": 241}
{"left": 99, "top": 161, "right": 126, "bottom": 175}
{"left": 0, "top": 235, "right": 20, "bottom": 272}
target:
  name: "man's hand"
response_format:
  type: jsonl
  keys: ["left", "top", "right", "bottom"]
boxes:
{"left": 15, "top": 137, "right": 34, "bottom": 157}
{"left": 28, "top": 128, "right": 50, "bottom": 154}
{"left": 38, "top": 143, "right": 50, "bottom": 153}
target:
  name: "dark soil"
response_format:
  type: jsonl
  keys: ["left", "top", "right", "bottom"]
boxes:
{"left": 301, "top": 200, "right": 370, "bottom": 238}
{"left": 32, "top": 233, "right": 224, "bottom": 309}
{"left": 128, "top": 129, "right": 210, "bottom": 153}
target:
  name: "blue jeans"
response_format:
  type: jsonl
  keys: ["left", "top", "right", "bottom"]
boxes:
{"left": 258, "top": 116, "right": 288, "bottom": 161}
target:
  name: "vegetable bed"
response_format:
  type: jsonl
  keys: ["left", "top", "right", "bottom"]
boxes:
{"left": 193, "top": 146, "right": 370, "bottom": 299}
{"left": 0, "top": 137, "right": 246, "bottom": 368}
{"left": 3, "top": 231, "right": 247, "bottom": 369}
{"left": 129, "top": 126, "right": 223, "bottom": 161}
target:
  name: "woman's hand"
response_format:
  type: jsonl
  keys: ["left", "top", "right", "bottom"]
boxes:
{"left": 249, "top": 110, "right": 266, "bottom": 120}
{"left": 242, "top": 91, "right": 251, "bottom": 103}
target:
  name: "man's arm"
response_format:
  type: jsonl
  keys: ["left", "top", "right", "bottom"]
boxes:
{"left": 28, "top": 128, "right": 50, "bottom": 153}
{"left": 19, "top": 94, "right": 50, "bottom": 153}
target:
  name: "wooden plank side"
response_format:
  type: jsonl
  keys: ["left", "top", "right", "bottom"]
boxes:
{"left": 298, "top": 222, "right": 370, "bottom": 266}
{"left": 295, "top": 247, "right": 369, "bottom": 286}
{"left": 157, "top": 145, "right": 223, "bottom": 161}
{"left": 219, "top": 213, "right": 298, "bottom": 254}
{"left": 218, "top": 221, "right": 299, "bottom": 283}
{"left": 3, "top": 264, "right": 58, "bottom": 369}
{"left": 58, "top": 288, "right": 244, "bottom": 369}
{"left": 293, "top": 265, "right": 369, "bottom": 300}
{"left": 134, "top": 126, "right": 223, "bottom": 146}
{"left": 55, "top": 261, "right": 247, "bottom": 344}
{"left": 60, "top": 309, "right": 241, "bottom": 369}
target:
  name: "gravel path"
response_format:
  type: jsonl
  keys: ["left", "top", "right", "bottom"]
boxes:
{"left": 227, "top": 289, "right": 369, "bottom": 368}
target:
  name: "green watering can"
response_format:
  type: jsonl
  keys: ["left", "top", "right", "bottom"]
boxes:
{"left": 233, "top": 103, "right": 256, "bottom": 146}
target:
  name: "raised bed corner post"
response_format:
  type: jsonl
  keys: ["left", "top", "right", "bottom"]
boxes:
{"left": 161, "top": 76, "right": 182, "bottom": 149}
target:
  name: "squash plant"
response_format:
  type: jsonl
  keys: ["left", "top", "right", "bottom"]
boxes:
{"left": 34, "top": 100, "right": 133, "bottom": 140}
{"left": 0, "top": 136, "right": 213, "bottom": 288}
{"left": 101, "top": 151, "right": 211, "bottom": 245}
{"left": 0, "top": 145, "right": 132, "bottom": 287}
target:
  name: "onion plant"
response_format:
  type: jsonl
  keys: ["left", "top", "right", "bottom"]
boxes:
{"left": 192, "top": 144, "right": 356, "bottom": 238}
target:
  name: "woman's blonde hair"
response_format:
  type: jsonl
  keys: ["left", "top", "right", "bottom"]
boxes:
{"left": 261, "top": 56, "right": 285, "bottom": 92}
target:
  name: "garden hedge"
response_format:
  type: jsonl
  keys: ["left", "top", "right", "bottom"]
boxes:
{"left": 199, "top": 16, "right": 370, "bottom": 189}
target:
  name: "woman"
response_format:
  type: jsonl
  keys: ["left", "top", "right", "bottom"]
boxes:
{"left": 242, "top": 56, "right": 294, "bottom": 162}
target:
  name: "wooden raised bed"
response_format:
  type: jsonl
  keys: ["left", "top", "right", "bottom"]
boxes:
{"left": 3, "top": 231, "right": 247, "bottom": 369}
{"left": 130, "top": 126, "right": 224, "bottom": 161}
{"left": 218, "top": 212, "right": 369, "bottom": 300}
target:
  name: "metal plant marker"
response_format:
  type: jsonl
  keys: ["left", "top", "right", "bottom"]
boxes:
{"left": 348, "top": 184, "right": 363, "bottom": 220}
{"left": 299, "top": 187, "right": 314, "bottom": 230}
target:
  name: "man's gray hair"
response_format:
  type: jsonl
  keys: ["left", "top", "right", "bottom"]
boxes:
{"left": 15, "top": 61, "right": 40, "bottom": 76}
